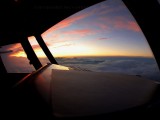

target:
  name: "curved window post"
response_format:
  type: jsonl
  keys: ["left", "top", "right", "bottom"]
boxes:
{"left": 21, "top": 37, "right": 42, "bottom": 70}
{"left": 35, "top": 34, "right": 58, "bottom": 64}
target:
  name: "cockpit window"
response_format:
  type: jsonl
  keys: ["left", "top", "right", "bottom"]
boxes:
{"left": 0, "top": 43, "right": 35, "bottom": 73}
{"left": 41, "top": 0, "right": 160, "bottom": 81}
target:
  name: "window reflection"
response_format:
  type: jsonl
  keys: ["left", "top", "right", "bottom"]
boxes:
{"left": 0, "top": 43, "right": 35, "bottom": 73}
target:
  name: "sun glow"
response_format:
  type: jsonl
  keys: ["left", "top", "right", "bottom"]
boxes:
{"left": 33, "top": 49, "right": 46, "bottom": 57}
{"left": 10, "top": 51, "right": 27, "bottom": 57}
{"left": 49, "top": 44, "right": 96, "bottom": 57}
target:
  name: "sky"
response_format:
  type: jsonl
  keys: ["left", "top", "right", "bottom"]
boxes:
{"left": 2, "top": 0, "right": 154, "bottom": 58}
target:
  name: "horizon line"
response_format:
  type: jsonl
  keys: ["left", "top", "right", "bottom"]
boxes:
{"left": 10, "top": 55, "right": 153, "bottom": 58}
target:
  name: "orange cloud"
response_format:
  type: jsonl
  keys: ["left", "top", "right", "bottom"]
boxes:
{"left": 114, "top": 18, "right": 141, "bottom": 32}
{"left": 63, "top": 29, "right": 95, "bottom": 36}
{"left": 7, "top": 40, "right": 47, "bottom": 58}
{"left": 99, "top": 16, "right": 141, "bottom": 32}
{"left": 98, "top": 37, "right": 109, "bottom": 40}
{"left": 52, "top": 43, "right": 73, "bottom": 48}
{"left": 42, "top": 4, "right": 104, "bottom": 37}
{"left": 43, "top": 13, "right": 90, "bottom": 36}
{"left": 96, "top": 23, "right": 109, "bottom": 30}
{"left": 4, "top": 43, "right": 26, "bottom": 57}
{"left": 11, "top": 51, "right": 27, "bottom": 57}
{"left": 127, "top": 21, "right": 141, "bottom": 32}
{"left": 6, "top": 43, "right": 22, "bottom": 51}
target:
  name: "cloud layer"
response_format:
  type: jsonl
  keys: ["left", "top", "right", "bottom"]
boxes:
{"left": 57, "top": 56, "right": 160, "bottom": 81}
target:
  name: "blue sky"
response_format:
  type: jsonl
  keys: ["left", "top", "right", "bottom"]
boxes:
{"left": 40, "top": 0, "right": 153, "bottom": 57}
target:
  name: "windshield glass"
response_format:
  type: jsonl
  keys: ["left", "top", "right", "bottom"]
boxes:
{"left": 41, "top": 0, "right": 160, "bottom": 81}
{"left": 2, "top": 0, "right": 159, "bottom": 81}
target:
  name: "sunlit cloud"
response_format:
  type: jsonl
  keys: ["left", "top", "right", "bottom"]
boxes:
{"left": 42, "top": 1, "right": 112, "bottom": 37}
{"left": 96, "top": 23, "right": 109, "bottom": 30}
{"left": 99, "top": 16, "right": 141, "bottom": 32}
{"left": 6, "top": 43, "right": 22, "bottom": 52}
{"left": 63, "top": 29, "right": 95, "bottom": 36}
{"left": 47, "top": 35, "right": 80, "bottom": 45}
{"left": 114, "top": 18, "right": 141, "bottom": 32}
{"left": 127, "top": 21, "right": 141, "bottom": 32}
{"left": 53, "top": 15, "right": 87, "bottom": 29}
{"left": 42, "top": 12, "right": 93, "bottom": 36}
{"left": 10, "top": 51, "right": 27, "bottom": 57}
{"left": 4, "top": 43, "right": 26, "bottom": 57}
{"left": 98, "top": 37, "right": 109, "bottom": 40}
{"left": 52, "top": 43, "right": 73, "bottom": 48}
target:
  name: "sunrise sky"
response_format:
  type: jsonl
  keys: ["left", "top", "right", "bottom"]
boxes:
{"left": 4, "top": 0, "right": 153, "bottom": 58}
